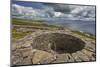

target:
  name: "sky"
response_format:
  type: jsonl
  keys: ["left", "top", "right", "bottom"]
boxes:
{"left": 12, "top": 1, "right": 96, "bottom": 21}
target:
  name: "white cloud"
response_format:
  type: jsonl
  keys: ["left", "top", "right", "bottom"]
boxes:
{"left": 12, "top": 4, "right": 50, "bottom": 19}
{"left": 52, "top": 5, "right": 95, "bottom": 21}
{"left": 12, "top": 4, "right": 95, "bottom": 21}
{"left": 53, "top": 12, "right": 64, "bottom": 17}
{"left": 70, "top": 6, "right": 95, "bottom": 21}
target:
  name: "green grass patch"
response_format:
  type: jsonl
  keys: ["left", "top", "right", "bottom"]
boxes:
{"left": 12, "top": 18, "right": 65, "bottom": 40}
{"left": 12, "top": 29, "right": 32, "bottom": 40}
{"left": 12, "top": 18, "right": 64, "bottom": 30}
{"left": 72, "top": 31, "right": 96, "bottom": 40}
{"left": 12, "top": 18, "right": 47, "bottom": 26}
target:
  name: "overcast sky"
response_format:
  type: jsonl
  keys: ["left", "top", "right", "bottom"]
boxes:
{"left": 12, "top": 1, "right": 96, "bottom": 21}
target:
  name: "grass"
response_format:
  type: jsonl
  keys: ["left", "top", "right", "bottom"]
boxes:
{"left": 12, "top": 18, "right": 47, "bottom": 26}
{"left": 12, "top": 18, "right": 64, "bottom": 40}
{"left": 72, "top": 31, "right": 96, "bottom": 40}
{"left": 12, "top": 18, "right": 63, "bottom": 28}
{"left": 12, "top": 28, "right": 32, "bottom": 40}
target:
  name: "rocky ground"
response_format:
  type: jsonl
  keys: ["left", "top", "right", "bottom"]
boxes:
{"left": 11, "top": 29, "right": 96, "bottom": 66}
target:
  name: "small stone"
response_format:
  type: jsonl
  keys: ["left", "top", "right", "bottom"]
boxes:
{"left": 12, "top": 55, "right": 23, "bottom": 65}
{"left": 66, "top": 54, "right": 75, "bottom": 62}
{"left": 21, "top": 47, "right": 33, "bottom": 57}
{"left": 21, "top": 56, "right": 32, "bottom": 65}
{"left": 72, "top": 53, "right": 82, "bottom": 62}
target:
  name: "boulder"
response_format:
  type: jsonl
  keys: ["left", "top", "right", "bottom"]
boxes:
{"left": 32, "top": 50, "right": 55, "bottom": 64}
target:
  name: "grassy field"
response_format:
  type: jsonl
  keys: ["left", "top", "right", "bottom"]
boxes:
{"left": 12, "top": 18, "right": 64, "bottom": 40}
{"left": 12, "top": 18, "right": 64, "bottom": 29}
{"left": 12, "top": 28, "right": 32, "bottom": 40}
{"left": 72, "top": 31, "right": 96, "bottom": 40}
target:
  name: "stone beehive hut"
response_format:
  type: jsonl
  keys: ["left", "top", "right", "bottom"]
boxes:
{"left": 12, "top": 31, "right": 96, "bottom": 65}
{"left": 32, "top": 33, "right": 85, "bottom": 54}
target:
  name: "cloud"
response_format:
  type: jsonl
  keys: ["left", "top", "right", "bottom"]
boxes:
{"left": 43, "top": 3, "right": 72, "bottom": 14}
{"left": 70, "top": 6, "right": 95, "bottom": 21}
{"left": 12, "top": 4, "right": 51, "bottom": 19}
{"left": 53, "top": 12, "right": 64, "bottom": 17}
{"left": 12, "top": 4, "right": 35, "bottom": 18}
{"left": 12, "top": 3, "right": 96, "bottom": 21}
{"left": 43, "top": 3, "right": 96, "bottom": 21}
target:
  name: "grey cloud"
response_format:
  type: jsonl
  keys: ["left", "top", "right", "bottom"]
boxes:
{"left": 12, "top": 3, "right": 96, "bottom": 21}
{"left": 43, "top": 3, "right": 72, "bottom": 14}
{"left": 43, "top": 3, "right": 95, "bottom": 20}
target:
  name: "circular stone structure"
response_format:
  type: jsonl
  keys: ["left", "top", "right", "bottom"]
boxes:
{"left": 32, "top": 33, "right": 85, "bottom": 53}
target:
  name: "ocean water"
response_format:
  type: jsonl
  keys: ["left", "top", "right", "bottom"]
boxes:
{"left": 45, "top": 20, "right": 96, "bottom": 35}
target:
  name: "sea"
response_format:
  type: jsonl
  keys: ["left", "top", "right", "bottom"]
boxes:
{"left": 44, "top": 20, "right": 96, "bottom": 35}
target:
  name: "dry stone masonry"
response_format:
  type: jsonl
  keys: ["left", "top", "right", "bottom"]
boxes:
{"left": 11, "top": 30, "right": 96, "bottom": 66}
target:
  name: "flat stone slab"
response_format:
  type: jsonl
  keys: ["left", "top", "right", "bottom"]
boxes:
{"left": 32, "top": 50, "right": 56, "bottom": 64}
